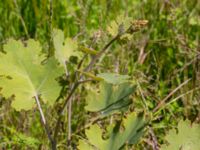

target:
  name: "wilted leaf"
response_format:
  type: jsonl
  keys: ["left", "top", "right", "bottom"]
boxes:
{"left": 0, "top": 39, "right": 62, "bottom": 111}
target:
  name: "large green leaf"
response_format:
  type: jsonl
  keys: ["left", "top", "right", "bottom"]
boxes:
{"left": 53, "top": 29, "right": 81, "bottom": 68}
{"left": 78, "top": 112, "right": 147, "bottom": 150}
{"left": 85, "top": 81, "right": 136, "bottom": 115}
{"left": 161, "top": 120, "right": 200, "bottom": 150}
{"left": 0, "top": 39, "right": 62, "bottom": 111}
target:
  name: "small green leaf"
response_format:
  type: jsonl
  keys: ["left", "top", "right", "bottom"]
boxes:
{"left": 97, "top": 73, "right": 130, "bottom": 84}
{"left": 79, "top": 46, "right": 98, "bottom": 55}
{"left": 0, "top": 39, "right": 62, "bottom": 111}
{"left": 189, "top": 16, "right": 200, "bottom": 25}
{"left": 78, "top": 112, "right": 147, "bottom": 150}
{"left": 107, "top": 19, "right": 119, "bottom": 37}
{"left": 53, "top": 29, "right": 81, "bottom": 67}
{"left": 161, "top": 120, "right": 200, "bottom": 150}
{"left": 85, "top": 81, "right": 136, "bottom": 115}
{"left": 107, "top": 15, "right": 132, "bottom": 37}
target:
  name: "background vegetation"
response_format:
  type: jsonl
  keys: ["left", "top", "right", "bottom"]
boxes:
{"left": 0, "top": 0, "right": 200, "bottom": 149}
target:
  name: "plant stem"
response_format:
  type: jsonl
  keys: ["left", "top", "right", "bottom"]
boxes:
{"left": 67, "top": 95, "right": 72, "bottom": 149}
{"left": 48, "top": 0, "right": 54, "bottom": 56}
{"left": 52, "top": 22, "right": 146, "bottom": 146}
{"left": 13, "top": 0, "right": 29, "bottom": 38}
{"left": 53, "top": 21, "right": 148, "bottom": 147}
{"left": 34, "top": 95, "right": 56, "bottom": 150}
{"left": 149, "top": 127, "right": 159, "bottom": 150}
{"left": 83, "top": 34, "right": 120, "bottom": 73}
{"left": 53, "top": 82, "right": 79, "bottom": 141}
{"left": 53, "top": 33, "right": 121, "bottom": 146}
{"left": 153, "top": 78, "right": 191, "bottom": 113}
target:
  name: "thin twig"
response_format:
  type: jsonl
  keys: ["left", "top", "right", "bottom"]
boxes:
{"left": 65, "top": 32, "right": 104, "bottom": 147}
{"left": 137, "top": 81, "right": 149, "bottom": 112}
{"left": 67, "top": 98, "right": 72, "bottom": 148}
{"left": 165, "top": 86, "right": 200, "bottom": 109}
{"left": 53, "top": 22, "right": 147, "bottom": 146}
{"left": 67, "top": 89, "right": 73, "bottom": 149}
{"left": 49, "top": 0, "right": 53, "bottom": 36}
{"left": 153, "top": 78, "right": 191, "bottom": 113}
{"left": 172, "top": 53, "right": 200, "bottom": 76}
{"left": 48, "top": 0, "right": 54, "bottom": 56}
{"left": 83, "top": 34, "right": 120, "bottom": 73}
{"left": 53, "top": 33, "right": 121, "bottom": 145}
{"left": 53, "top": 82, "right": 79, "bottom": 140}
{"left": 149, "top": 127, "right": 159, "bottom": 150}
{"left": 34, "top": 95, "right": 56, "bottom": 150}
{"left": 13, "top": 0, "right": 29, "bottom": 38}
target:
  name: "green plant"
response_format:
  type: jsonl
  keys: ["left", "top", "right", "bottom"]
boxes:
{"left": 0, "top": 21, "right": 148, "bottom": 149}
{"left": 78, "top": 112, "right": 147, "bottom": 150}
{"left": 161, "top": 120, "right": 200, "bottom": 150}
{"left": 1, "top": 0, "right": 200, "bottom": 149}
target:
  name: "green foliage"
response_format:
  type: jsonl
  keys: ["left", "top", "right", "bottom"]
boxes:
{"left": 0, "top": 0, "right": 199, "bottom": 149}
{"left": 1, "top": 126, "right": 40, "bottom": 149}
{"left": 78, "top": 112, "right": 147, "bottom": 150}
{"left": 0, "top": 39, "right": 62, "bottom": 110}
{"left": 161, "top": 120, "right": 200, "bottom": 150}
{"left": 97, "top": 73, "right": 130, "bottom": 84}
{"left": 53, "top": 29, "right": 81, "bottom": 67}
{"left": 79, "top": 46, "right": 98, "bottom": 55}
{"left": 107, "top": 14, "right": 132, "bottom": 37}
{"left": 12, "top": 134, "right": 39, "bottom": 149}
{"left": 85, "top": 81, "right": 136, "bottom": 115}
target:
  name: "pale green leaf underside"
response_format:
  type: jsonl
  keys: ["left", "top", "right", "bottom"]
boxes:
{"left": 53, "top": 29, "right": 81, "bottom": 67}
{"left": 85, "top": 81, "right": 136, "bottom": 114}
{"left": 0, "top": 39, "right": 62, "bottom": 111}
{"left": 78, "top": 112, "right": 146, "bottom": 150}
{"left": 161, "top": 120, "right": 200, "bottom": 150}
{"left": 97, "top": 73, "right": 130, "bottom": 84}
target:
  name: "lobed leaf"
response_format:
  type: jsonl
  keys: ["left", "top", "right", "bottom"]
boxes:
{"left": 161, "top": 120, "right": 200, "bottom": 150}
{"left": 53, "top": 29, "right": 81, "bottom": 68}
{"left": 0, "top": 39, "right": 62, "bottom": 111}
{"left": 107, "top": 15, "right": 132, "bottom": 37}
{"left": 78, "top": 112, "right": 147, "bottom": 150}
